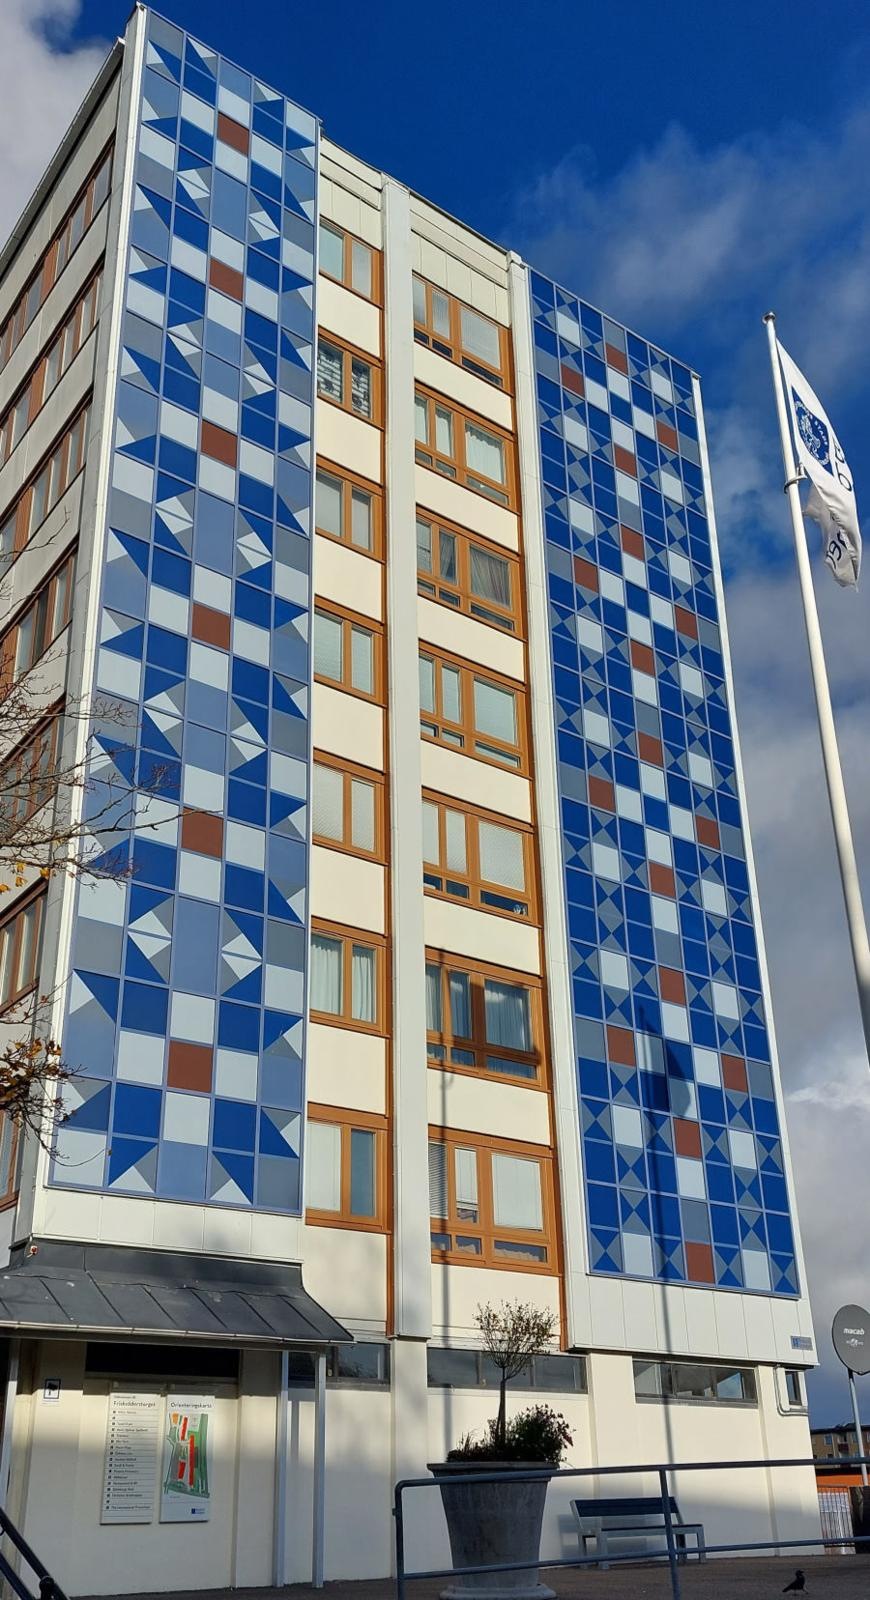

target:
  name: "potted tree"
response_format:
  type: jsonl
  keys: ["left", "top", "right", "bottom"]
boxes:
{"left": 429, "top": 1302, "right": 572, "bottom": 1599}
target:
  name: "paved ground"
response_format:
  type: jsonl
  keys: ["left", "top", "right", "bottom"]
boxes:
{"left": 101, "top": 1556, "right": 870, "bottom": 1600}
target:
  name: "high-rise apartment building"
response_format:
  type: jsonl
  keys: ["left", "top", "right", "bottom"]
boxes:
{"left": 0, "top": 7, "right": 820, "bottom": 1592}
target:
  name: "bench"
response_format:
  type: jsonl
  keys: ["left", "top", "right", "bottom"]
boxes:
{"left": 571, "top": 1495, "right": 706, "bottom": 1570}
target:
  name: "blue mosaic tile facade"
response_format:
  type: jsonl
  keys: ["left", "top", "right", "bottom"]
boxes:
{"left": 50, "top": 11, "right": 318, "bottom": 1211}
{"left": 530, "top": 274, "right": 798, "bottom": 1295}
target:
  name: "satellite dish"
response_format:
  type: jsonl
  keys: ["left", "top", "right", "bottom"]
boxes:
{"left": 832, "top": 1305, "right": 870, "bottom": 1375}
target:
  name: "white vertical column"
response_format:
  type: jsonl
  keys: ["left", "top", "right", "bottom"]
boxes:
{"left": 382, "top": 179, "right": 433, "bottom": 1344}
{"left": 508, "top": 256, "right": 591, "bottom": 1348}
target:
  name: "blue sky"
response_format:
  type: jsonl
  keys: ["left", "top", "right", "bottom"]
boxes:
{"left": 3, "top": 0, "right": 870, "bottom": 1428}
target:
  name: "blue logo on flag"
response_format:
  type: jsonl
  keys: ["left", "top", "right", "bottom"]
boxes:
{"left": 793, "top": 389, "right": 832, "bottom": 474}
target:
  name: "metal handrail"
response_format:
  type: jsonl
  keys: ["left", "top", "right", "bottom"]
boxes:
{"left": 0, "top": 1505, "right": 68, "bottom": 1600}
{"left": 394, "top": 1453, "right": 870, "bottom": 1600}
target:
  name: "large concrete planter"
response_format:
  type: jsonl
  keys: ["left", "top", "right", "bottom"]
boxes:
{"left": 428, "top": 1459, "right": 555, "bottom": 1600}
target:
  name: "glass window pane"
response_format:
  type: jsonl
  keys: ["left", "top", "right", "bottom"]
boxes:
{"left": 465, "top": 422, "right": 505, "bottom": 484}
{"left": 351, "top": 943, "right": 376, "bottom": 1022}
{"left": 470, "top": 545, "right": 511, "bottom": 607}
{"left": 414, "top": 394, "right": 429, "bottom": 445}
{"left": 52, "top": 563, "right": 72, "bottom": 637}
{"left": 316, "top": 471, "right": 343, "bottom": 538}
{"left": 447, "top": 970, "right": 471, "bottom": 1038}
{"left": 416, "top": 518, "right": 433, "bottom": 572}
{"left": 29, "top": 469, "right": 48, "bottom": 533}
{"left": 313, "top": 611, "right": 342, "bottom": 681}
{"left": 422, "top": 801, "right": 439, "bottom": 865}
{"left": 454, "top": 1148, "right": 478, "bottom": 1221}
{"left": 444, "top": 810, "right": 466, "bottom": 873}
{"left": 0, "top": 1115, "right": 13, "bottom": 1194}
{"left": 307, "top": 1120, "right": 341, "bottom": 1211}
{"left": 320, "top": 222, "right": 344, "bottom": 281}
{"left": 432, "top": 290, "right": 450, "bottom": 338}
{"left": 435, "top": 406, "right": 453, "bottom": 457}
{"left": 492, "top": 1154, "right": 542, "bottom": 1231}
{"left": 428, "top": 1141, "right": 447, "bottom": 1216}
{"left": 474, "top": 679, "right": 516, "bottom": 746}
{"left": 442, "top": 665, "right": 461, "bottom": 723}
{"left": 351, "top": 489, "right": 372, "bottom": 550}
{"left": 0, "top": 926, "right": 11, "bottom": 1008}
{"left": 460, "top": 305, "right": 501, "bottom": 368}
{"left": 350, "top": 358, "right": 372, "bottom": 418}
{"left": 425, "top": 964, "right": 442, "bottom": 1033}
{"left": 427, "top": 1347, "right": 479, "bottom": 1388}
{"left": 351, "top": 240, "right": 372, "bottom": 298}
{"left": 418, "top": 654, "right": 435, "bottom": 714}
{"left": 633, "top": 1360, "right": 663, "bottom": 1396}
{"left": 312, "top": 764, "right": 343, "bottom": 841}
{"left": 672, "top": 1363, "right": 715, "bottom": 1400}
{"left": 412, "top": 276, "right": 427, "bottom": 324}
{"left": 351, "top": 626, "right": 374, "bottom": 694}
{"left": 349, "top": 1128, "right": 376, "bottom": 1216}
{"left": 317, "top": 341, "right": 343, "bottom": 402}
{"left": 484, "top": 980, "right": 531, "bottom": 1052}
{"left": 0, "top": 512, "right": 15, "bottom": 571}
{"left": 45, "top": 338, "right": 61, "bottom": 396}
{"left": 311, "top": 933, "right": 343, "bottom": 1014}
{"left": 93, "top": 152, "right": 111, "bottom": 212}
{"left": 350, "top": 779, "right": 375, "bottom": 852}
{"left": 437, "top": 530, "right": 456, "bottom": 583}
{"left": 15, "top": 610, "right": 34, "bottom": 675}
{"left": 15, "top": 903, "right": 37, "bottom": 993}
{"left": 479, "top": 821, "right": 525, "bottom": 890}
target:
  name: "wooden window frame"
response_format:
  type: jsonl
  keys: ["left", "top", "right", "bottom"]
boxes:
{"left": 315, "top": 459, "right": 383, "bottom": 559}
{"left": 0, "top": 146, "right": 111, "bottom": 372}
{"left": 305, "top": 1103, "right": 388, "bottom": 1231}
{"left": 425, "top": 949, "right": 545, "bottom": 1087}
{"left": 422, "top": 792, "right": 536, "bottom": 921}
{"left": 313, "top": 600, "right": 384, "bottom": 704}
{"left": 419, "top": 646, "right": 527, "bottom": 773}
{"left": 0, "top": 1114, "right": 19, "bottom": 1209}
{"left": 413, "top": 276, "right": 510, "bottom": 390}
{"left": 309, "top": 919, "right": 386, "bottom": 1034}
{"left": 0, "top": 402, "right": 90, "bottom": 574}
{"left": 416, "top": 510, "right": 522, "bottom": 635}
{"left": 0, "top": 891, "right": 45, "bottom": 1017}
{"left": 415, "top": 386, "right": 516, "bottom": 508}
{"left": 0, "top": 706, "right": 62, "bottom": 830}
{"left": 0, "top": 270, "right": 101, "bottom": 470}
{"left": 316, "top": 333, "right": 382, "bottom": 426}
{"left": 312, "top": 751, "right": 385, "bottom": 862}
{"left": 428, "top": 1126, "right": 556, "bottom": 1272}
{"left": 1, "top": 552, "right": 75, "bottom": 689}
{"left": 319, "top": 222, "right": 381, "bottom": 304}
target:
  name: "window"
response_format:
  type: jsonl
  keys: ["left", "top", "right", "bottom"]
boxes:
{"left": 428, "top": 1130, "right": 554, "bottom": 1270}
{"left": 313, "top": 606, "right": 381, "bottom": 700}
{"left": 415, "top": 389, "right": 513, "bottom": 505}
{"left": 317, "top": 336, "right": 380, "bottom": 423}
{"left": 319, "top": 222, "right": 378, "bottom": 302}
{"left": 0, "top": 272, "right": 101, "bottom": 470}
{"left": 0, "top": 894, "right": 44, "bottom": 1013}
{"left": 287, "top": 1343, "right": 391, "bottom": 1386}
{"left": 416, "top": 515, "right": 519, "bottom": 633}
{"left": 0, "top": 710, "right": 61, "bottom": 830}
{"left": 305, "top": 1108, "right": 386, "bottom": 1228}
{"left": 310, "top": 923, "right": 383, "bottom": 1031}
{"left": 413, "top": 277, "right": 508, "bottom": 388}
{"left": 315, "top": 464, "right": 381, "bottom": 557}
{"left": 0, "top": 406, "right": 90, "bottom": 572}
{"left": 1, "top": 147, "right": 111, "bottom": 372}
{"left": 427, "top": 1348, "right": 585, "bottom": 1392}
{"left": 1, "top": 554, "right": 75, "bottom": 687}
{"left": 419, "top": 650, "right": 525, "bottom": 770}
{"left": 422, "top": 796, "right": 533, "bottom": 919}
{"left": 633, "top": 1358, "right": 757, "bottom": 1406}
{"left": 0, "top": 1113, "right": 17, "bottom": 1204}
{"left": 312, "top": 757, "right": 382, "bottom": 858}
{"left": 784, "top": 1369, "right": 804, "bottom": 1408}
{"left": 425, "top": 954, "right": 542, "bottom": 1084}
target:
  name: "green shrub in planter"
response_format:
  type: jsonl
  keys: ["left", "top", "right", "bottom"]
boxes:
{"left": 448, "top": 1406, "right": 572, "bottom": 1465}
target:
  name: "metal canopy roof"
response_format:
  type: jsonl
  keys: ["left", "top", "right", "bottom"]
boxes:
{"left": 0, "top": 1240, "right": 351, "bottom": 1347}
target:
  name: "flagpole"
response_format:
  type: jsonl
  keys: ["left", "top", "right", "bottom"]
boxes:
{"left": 763, "top": 311, "right": 870, "bottom": 1074}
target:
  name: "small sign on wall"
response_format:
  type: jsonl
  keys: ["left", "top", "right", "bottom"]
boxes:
{"left": 42, "top": 1379, "right": 61, "bottom": 1403}
{"left": 101, "top": 1392, "right": 162, "bottom": 1524}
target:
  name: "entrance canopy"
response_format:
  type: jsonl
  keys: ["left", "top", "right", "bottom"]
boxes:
{"left": 0, "top": 1240, "right": 350, "bottom": 1347}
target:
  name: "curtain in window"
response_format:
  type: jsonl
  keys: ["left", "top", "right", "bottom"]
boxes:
{"left": 412, "top": 276, "right": 427, "bottom": 324}
{"left": 311, "top": 934, "right": 342, "bottom": 1014}
{"left": 432, "top": 290, "right": 451, "bottom": 338}
{"left": 422, "top": 801, "right": 439, "bottom": 865}
{"left": 437, "top": 529, "right": 457, "bottom": 582}
{"left": 317, "top": 341, "right": 342, "bottom": 401}
{"left": 442, "top": 664, "right": 461, "bottom": 723}
{"left": 306, "top": 1121, "right": 341, "bottom": 1211}
{"left": 448, "top": 969, "right": 471, "bottom": 1037}
{"left": 454, "top": 1147, "right": 479, "bottom": 1220}
{"left": 435, "top": 406, "right": 453, "bottom": 456}
{"left": 312, "top": 764, "right": 343, "bottom": 841}
{"left": 465, "top": 421, "right": 504, "bottom": 483}
{"left": 350, "top": 240, "right": 372, "bottom": 298}
{"left": 314, "top": 612, "right": 342, "bottom": 681}
{"left": 418, "top": 654, "right": 435, "bottom": 713}
{"left": 473, "top": 679, "right": 516, "bottom": 744}
{"left": 470, "top": 545, "right": 510, "bottom": 606}
{"left": 414, "top": 394, "right": 429, "bottom": 444}
{"left": 491, "top": 1154, "right": 542, "bottom": 1230}
{"left": 460, "top": 306, "right": 500, "bottom": 368}
{"left": 351, "top": 488, "right": 372, "bottom": 549}
{"left": 350, "top": 779, "right": 375, "bottom": 852}
{"left": 351, "top": 626, "right": 374, "bottom": 694}
{"left": 320, "top": 224, "right": 344, "bottom": 280}
{"left": 425, "top": 963, "right": 442, "bottom": 1032}
{"left": 349, "top": 1128, "right": 375, "bottom": 1216}
{"left": 416, "top": 517, "right": 433, "bottom": 571}
{"left": 428, "top": 1141, "right": 447, "bottom": 1217}
{"left": 479, "top": 821, "right": 524, "bottom": 890}
{"left": 484, "top": 980, "right": 531, "bottom": 1052}
{"left": 316, "top": 471, "right": 342, "bottom": 538}
{"left": 445, "top": 810, "right": 466, "bottom": 873}
{"left": 351, "top": 943, "right": 376, "bottom": 1022}
{"left": 350, "top": 357, "right": 371, "bottom": 418}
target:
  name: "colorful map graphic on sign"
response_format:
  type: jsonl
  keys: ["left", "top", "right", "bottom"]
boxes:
{"left": 160, "top": 1395, "right": 214, "bottom": 1522}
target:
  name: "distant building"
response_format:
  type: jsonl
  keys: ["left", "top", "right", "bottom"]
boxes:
{"left": 813, "top": 1423, "right": 870, "bottom": 1460}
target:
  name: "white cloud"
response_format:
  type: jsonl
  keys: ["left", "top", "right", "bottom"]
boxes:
{"left": 0, "top": 1, "right": 108, "bottom": 241}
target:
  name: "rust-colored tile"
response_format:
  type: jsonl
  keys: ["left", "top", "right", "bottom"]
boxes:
{"left": 605, "top": 343, "right": 628, "bottom": 374}
{"left": 201, "top": 420, "right": 237, "bottom": 467}
{"left": 181, "top": 808, "right": 224, "bottom": 858}
{"left": 630, "top": 640, "right": 655, "bottom": 675}
{"left": 673, "top": 1118, "right": 702, "bottom": 1158}
{"left": 573, "top": 555, "right": 599, "bottom": 592}
{"left": 588, "top": 775, "right": 615, "bottom": 812}
{"left": 685, "top": 1241, "right": 715, "bottom": 1283}
{"left": 621, "top": 526, "right": 645, "bottom": 560}
{"left": 675, "top": 605, "right": 698, "bottom": 639}
{"left": 167, "top": 1041, "right": 213, "bottom": 1092}
{"left": 208, "top": 257, "right": 244, "bottom": 301}
{"left": 192, "top": 603, "right": 231, "bottom": 650}
{"left": 659, "top": 966, "right": 686, "bottom": 1004}
{"left": 638, "top": 732, "right": 664, "bottom": 766}
{"left": 696, "top": 815, "right": 721, "bottom": 849}
{"left": 560, "top": 364, "right": 584, "bottom": 397}
{"left": 607, "top": 1025, "right": 636, "bottom": 1066}
{"left": 217, "top": 112, "right": 249, "bottom": 154}
{"left": 657, "top": 419, "right": 679, "bottom": 452}
{"left": 614, "top": 444, "right": 637, "bottom": 477}
{"left": 722, "top": 1053, "right": 748, "bottom": 1092}
{"left": 649, "top": 862, "right": 676, "bottom": 897}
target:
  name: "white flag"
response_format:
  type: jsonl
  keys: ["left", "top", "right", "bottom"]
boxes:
{"left": 777, "top": 340, "right": 861, "bottom": 587}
